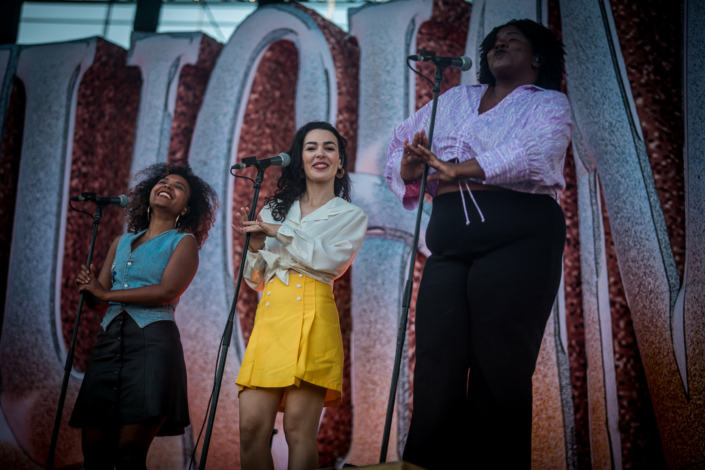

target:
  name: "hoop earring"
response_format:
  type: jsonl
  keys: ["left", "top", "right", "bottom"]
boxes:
{"left": 174, "top": 215, "right": 180, "bottom": 229}
{"left": 336, "top": 168, "right": 345, "bottom": 179}
{"left": 147, "top": 206, "right": 151, "bottom": 221}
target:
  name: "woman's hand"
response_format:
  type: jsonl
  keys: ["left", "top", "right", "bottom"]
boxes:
{"left": 232, "top": 206, "right": 267, "bottom": 252}
{"left": 405, "top": 143, "right": 459, "bottom": 182}
{"left": 76, "top": 264, "right": 111, "bottom": 301}
{"left": 242, "top": 215, "right": 281, "bottom": 238}
{"left": 400, "top": 130, "right": 429, "bottom": 183}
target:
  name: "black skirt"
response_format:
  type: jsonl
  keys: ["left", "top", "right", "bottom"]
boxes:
{"left": 69, "top": 311, "right": 190, "bottom": 436}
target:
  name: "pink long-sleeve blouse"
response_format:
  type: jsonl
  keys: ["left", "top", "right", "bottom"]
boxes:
{"left": 385, "top": 84, "right": 573, "bottom": 213}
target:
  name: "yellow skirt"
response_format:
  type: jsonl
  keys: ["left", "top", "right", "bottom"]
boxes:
{"left": 236, "top": 273, "right": 343, "bottom": 412}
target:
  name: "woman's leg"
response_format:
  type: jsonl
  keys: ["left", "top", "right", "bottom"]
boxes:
{"left": 402, "top": 255, "right": 472, "bottom": 469}
{"left": 464, "top": 202, "right": 565, "bottom": 469}
{"left": 239, "top": 387, "right": 284, "bottom": 470}
{"left": 114, "top": 416, "right": 166, "bottom": 470}
{"left": 82, "top": 426, "right": 119, "bottom": 470}
{"left": 282, "top": 380, "right": 326, "bottom": 470}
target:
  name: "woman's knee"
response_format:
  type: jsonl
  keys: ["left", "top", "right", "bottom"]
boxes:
{"left": 81, "top": 427, "right": 117, "bottom": 469}
{"left": 239, "top": 414, "right": 274, "bottom": 448}
{"left": 282, "top": 414, "right": 317, "bottom": 448}
{"left": 115, "top": 440, "right": 148, "bottom": 470}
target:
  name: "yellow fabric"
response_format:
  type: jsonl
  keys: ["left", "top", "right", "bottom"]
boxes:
{"left": 236, "top": 273, "right": 343, "bottom": 412}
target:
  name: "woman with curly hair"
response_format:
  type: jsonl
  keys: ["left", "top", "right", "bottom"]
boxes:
{"left": 232, "top": 121, "right": 367, "bottom": 470}
{"left": 69, "top": 160, "right": 218, "bottom": 469}
{"left": 386, "top": 19, "right": 572, "bottom": 469}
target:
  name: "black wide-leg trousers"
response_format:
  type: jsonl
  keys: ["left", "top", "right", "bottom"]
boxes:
{"left": 403, "top": 190, "right": 566, "bottom": 470}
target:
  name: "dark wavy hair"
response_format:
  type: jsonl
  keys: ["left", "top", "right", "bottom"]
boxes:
{"left": 265, "top": 121, "right": 352, "bottom": 222}
{"left": 478, "top": 19, "right": 565, "bottom": 91}
{"left": 125, "top": 160, "right": 219, "bottom": 249}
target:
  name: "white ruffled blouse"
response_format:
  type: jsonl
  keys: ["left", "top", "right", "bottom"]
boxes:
{"left": 243, "top": 197, "right": 369, "bottom": 290}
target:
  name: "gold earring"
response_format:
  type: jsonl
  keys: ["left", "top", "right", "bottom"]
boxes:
{"left": 336, "top": 168, "right": 345, "bottom": 179}
{"left": 174, "top": 215, "right": 180, "bottom": 229}
{"left": 147, "top": 206, "right": 151, "bottom": 221}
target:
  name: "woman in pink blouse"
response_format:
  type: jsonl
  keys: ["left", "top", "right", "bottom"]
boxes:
{"left": 386, "top": 19, "right": 572, "bottom": 469}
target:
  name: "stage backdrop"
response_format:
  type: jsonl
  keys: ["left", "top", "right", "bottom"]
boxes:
{"left": 0, "top": 0, "right": 700, "bottom": 469}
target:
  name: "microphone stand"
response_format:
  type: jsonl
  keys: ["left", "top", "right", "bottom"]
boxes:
{"left": 47, "top": 202, "right": 107, "bottom": 470}
{"left": 379, "top": 65, "right": 446, "bottom": 463}
{"left": 198, "top": 161, "right": 267, "bottom": 469}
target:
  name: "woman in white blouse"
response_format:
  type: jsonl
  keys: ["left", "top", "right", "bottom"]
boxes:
{"left": 232, "top": 121, "right": 368, "bottom": 470}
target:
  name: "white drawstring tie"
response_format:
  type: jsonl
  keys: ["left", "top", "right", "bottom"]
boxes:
{"left": 458, "top": 180, "right": 485, "bottom": 225}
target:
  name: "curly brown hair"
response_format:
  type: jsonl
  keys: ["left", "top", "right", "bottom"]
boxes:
{"left": 125, "top": 160, "right": 219, "bottom": 249}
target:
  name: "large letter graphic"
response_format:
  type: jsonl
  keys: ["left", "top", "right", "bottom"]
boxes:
{"left": 571, "top": 123, "right": 623, "bottom": 470}
{"left": 127, "top": 32, "right": 202, "bottom": 172}
{"left": 0, "top": 39, "right": 96, "bottom": 468}
{"left": 562, "top": 0, "right": 705, "bottom": 467}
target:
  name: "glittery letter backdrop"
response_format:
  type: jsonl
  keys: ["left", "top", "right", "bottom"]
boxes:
{"left": 0, "top": 0, "right": 699, "bottom": 469}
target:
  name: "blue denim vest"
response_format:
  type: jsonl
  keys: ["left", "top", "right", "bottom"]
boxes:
{"left": 101, "top": 229, "right": 193, "bottom": 329}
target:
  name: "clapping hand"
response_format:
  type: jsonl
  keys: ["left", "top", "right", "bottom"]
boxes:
{"left": 232, "top": 206, "right": 280, "bottom": 252}
{"left": 404, "top": 135, "right": 459, "bottom": 183}
{"left": 400, "top": 130, "right": 429, "bottom": 183}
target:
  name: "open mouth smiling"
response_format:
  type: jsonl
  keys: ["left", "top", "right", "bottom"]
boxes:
{"left": 312, "top": 163, "right": 329, "bottom": 170}
{"left": 157, "top": 191, "right": 173, "bottom": 200}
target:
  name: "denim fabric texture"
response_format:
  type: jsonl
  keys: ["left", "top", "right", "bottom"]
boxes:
{"left": 101, "top": 229, "right": 193, "bottom": 329}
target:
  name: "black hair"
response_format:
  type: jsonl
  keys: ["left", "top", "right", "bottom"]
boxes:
{"left": 478, "top": 19, "right": 565, "bottom": 91}
{"left": 125, "top": 160, "right": 219, "bottom": 249}
{"left": 265, "top": 121, "right": 351, "bottom": 222}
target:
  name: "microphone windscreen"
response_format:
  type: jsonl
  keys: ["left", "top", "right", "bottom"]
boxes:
{"left": 118, "top": 194, "right": 130, "bottom": 208}
{"left": 460, "top": 56, "right": 472, "bottom": 72}
{"left": 279, "top": 153, "right": 291, "bottom": 168}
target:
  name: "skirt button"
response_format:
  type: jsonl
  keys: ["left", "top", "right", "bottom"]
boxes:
{"left": 296, "top": 297, "right": 301, "bottom": 301}
{"left": 266, "top": 302, "right": 270, "bottom": 307}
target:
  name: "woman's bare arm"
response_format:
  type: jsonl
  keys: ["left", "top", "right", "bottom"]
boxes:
{"left": 77, "top": 235, "right": 199, "bottom": 306}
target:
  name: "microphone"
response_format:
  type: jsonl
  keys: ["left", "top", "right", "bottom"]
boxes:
{"left": 408, "top": 50, "right": 472, "bottom": 71}
{"left": 232, "top": 153, "right": 291, "bottom": 170}
{"left": 70, "top": 193, "right": 129, "bottom": 208}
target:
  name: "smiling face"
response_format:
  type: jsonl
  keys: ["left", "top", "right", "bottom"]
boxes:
{"left": 301, "top": 129, "right": 343, "bottom": 185}
{"left": 149, "top": 174, "right": 190, "bottom": 217}
{"left": 487, "top": 25, "right": 540, "bottom": 83}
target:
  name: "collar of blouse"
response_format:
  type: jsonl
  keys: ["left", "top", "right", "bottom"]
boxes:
{"left": 282, "top": 197, "right": 358, "bottom": 227}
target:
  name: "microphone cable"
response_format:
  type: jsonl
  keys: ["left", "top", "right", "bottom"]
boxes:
{"left": 407, "top": 56, "right": 435, "bottom": 88}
